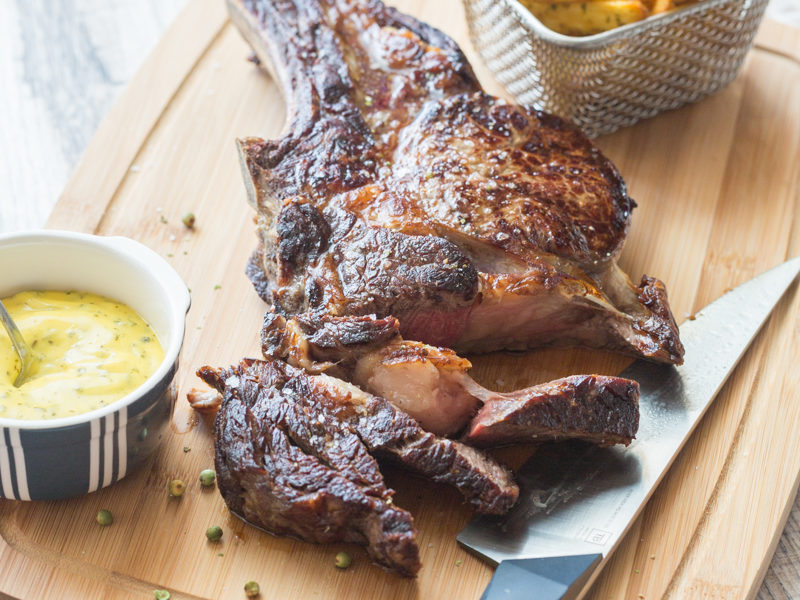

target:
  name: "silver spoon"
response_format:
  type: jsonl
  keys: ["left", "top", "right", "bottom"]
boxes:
{"left": 0, "top": 299, "right": 39, "bottom": 387}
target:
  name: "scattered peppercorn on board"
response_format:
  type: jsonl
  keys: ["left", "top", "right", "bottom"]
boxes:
{"left": 1, "top": 1, "right": 799, "bottom": 598}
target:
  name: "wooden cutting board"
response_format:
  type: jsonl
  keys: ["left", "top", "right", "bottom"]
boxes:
{"left": 1, "top": 1, "right": 799, "bottom": 598}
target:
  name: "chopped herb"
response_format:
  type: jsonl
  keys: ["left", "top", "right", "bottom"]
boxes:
{"left": 182, "top": 212, "right": 196, "bottom": 228}
{"left": 160, "top": 215, "right": 168, "bottom": 224}
{"left": 153, "top": 591, "right": 170, "bottom": 600}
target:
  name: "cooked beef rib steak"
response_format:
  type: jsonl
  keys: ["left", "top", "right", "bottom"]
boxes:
{"left": 463, "top": 374, "right": 639, "bottom": 448}
{"left": 230, "top": 0, "right": 683, "bottom": 363}
{"left": 262, "top": 311, "right": 639, "bottom": 444}
{"left": 197, "top": 360, "right": 421, "bottom": 576}
{"left": 197, "top": 359, "right": 519, "bottom": 548}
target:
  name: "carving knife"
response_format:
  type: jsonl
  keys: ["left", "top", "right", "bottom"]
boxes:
{"left": 458, "top": 256, "right": 800, "bottom": 600}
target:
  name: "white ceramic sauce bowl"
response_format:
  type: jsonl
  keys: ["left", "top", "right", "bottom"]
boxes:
{"left": 0, "top": 230, "right": 190, "bottom": 500}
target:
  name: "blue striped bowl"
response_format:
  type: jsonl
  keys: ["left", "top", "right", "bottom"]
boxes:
{"left": 0, "top": 231, "right": 190, "bottom": 500}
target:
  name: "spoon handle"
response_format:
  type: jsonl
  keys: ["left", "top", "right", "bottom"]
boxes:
{"left": 0, "top": 299, "right": 36, "bottom": 386}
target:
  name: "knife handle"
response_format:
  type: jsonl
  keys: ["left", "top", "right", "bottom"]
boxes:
{"left": 480, "top": 553, "right": 602, "bottom": 600}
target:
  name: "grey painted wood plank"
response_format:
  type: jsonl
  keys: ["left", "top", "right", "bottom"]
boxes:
{"left": 0, "top": 0, "right": 187, "bottom": 232}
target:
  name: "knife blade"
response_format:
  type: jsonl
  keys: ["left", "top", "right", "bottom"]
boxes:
{"left": 458, "top": 256, "right": 800, "bottom": 600}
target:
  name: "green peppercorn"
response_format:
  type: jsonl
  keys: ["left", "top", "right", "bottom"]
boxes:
{"left": 244, "top": 581, "right": 260, "bottom": 597}
{"left": 153, "top": 590, "right": 170, "bottom": 600}
{"left": 334, "top": 551, "right": 352, "bottom": 569}
{"left": 96, "top": 509, "right": 113, "bottom": 526}
{"left": 206, "top": 525, "right": 223, "bottom": 542}
{"left": 182, "top": 212, "right": 196, "bottom": 228}
{"left": 168, "top": 479, "right": 186, "bottom": 497}
{"left": 199, "top": 469, "right": 216, "bottom": 487}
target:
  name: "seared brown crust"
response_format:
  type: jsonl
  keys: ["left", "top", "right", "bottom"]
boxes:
{"left": 200, "top": 361, "right": 421, "bottom": 576}
{"left": 262, "top": 312, "right": 472, "bottom": 372}
{"left": 464, "top": 375, "right": 639, "bottom": 447}
{"left": 319, "top": 378, "right": 519, "bottom": 515}
{"left": 270, "top": 204, "right": 480, "bottom": 344}
{"left": 276, "top": 360, "right": 518, "bottom": 514}
{"left": 246, "top": 245, "right": 272, "bottom": 303}
{"left": 634, "top": 275, "right": 684, "bottom": 364}
{"left": 262, "top": 312, "right": 402, "bottom": 366}
{"left": 276, "top": 203, "right": 332, "bottom": 282}
{"left": 301, "top": 313, "right": 400, "bottom": 350}
{"left": 390, "top": 92, "right": 633, "bottom": 265}
{"left": 231, "top": 0, "right": 684, "bottom": 363}
{"left": 200, "top": 359, "right": 518, "bottom": 567}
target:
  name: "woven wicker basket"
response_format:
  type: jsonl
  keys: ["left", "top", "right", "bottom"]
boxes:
{"left": 463, "top": 0, "right": 768, "bottom": 136}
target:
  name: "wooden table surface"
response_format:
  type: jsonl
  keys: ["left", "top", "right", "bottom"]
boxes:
{"left": 1, "top": 1, "right": 799, "bottom": 597}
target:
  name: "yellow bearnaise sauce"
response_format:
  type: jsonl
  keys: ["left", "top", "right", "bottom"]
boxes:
{"left": 0, "top": 290, "right": 164, "bottom": 420}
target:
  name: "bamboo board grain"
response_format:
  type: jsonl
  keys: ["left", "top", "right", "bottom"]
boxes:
{"left": 1, "top": 1, "right": 799, "bottom": 598}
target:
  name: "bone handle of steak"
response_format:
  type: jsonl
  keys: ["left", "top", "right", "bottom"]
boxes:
{"left": 228, "top": 0, "right": 480, "bottom": 124}
{"left": 226, "top": 0, "right": 307, "bottom": 133}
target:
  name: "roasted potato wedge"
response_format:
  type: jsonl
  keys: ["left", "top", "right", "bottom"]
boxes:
{"left": 651, "top": 0, "right": 676, "bottom": 13}
{"left": 520, "top": 0, "right": 650, "bottom": 35}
